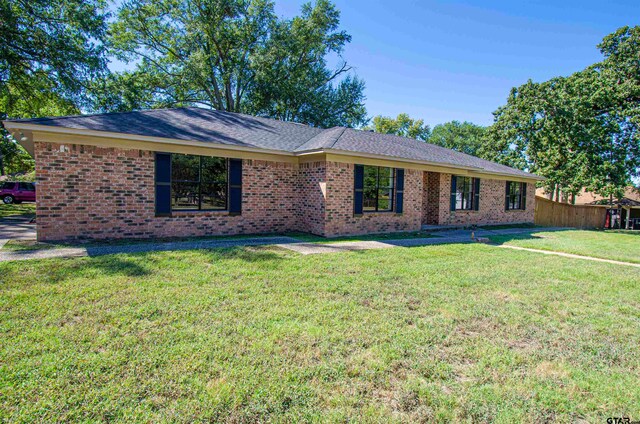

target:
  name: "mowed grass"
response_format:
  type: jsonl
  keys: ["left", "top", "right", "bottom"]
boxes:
{"left": 1, "top": 243, "right": 639, "bottom": 422}
{"left": 0, "top": 203, "right": 35, "bottom": 218}
{"left": 489, "top": 229, "right": 640, "bottom": 264}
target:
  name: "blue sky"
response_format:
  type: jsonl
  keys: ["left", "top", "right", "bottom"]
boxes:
{"left": 109, "top": 0, "right": 638, "bottom": 127}
{"left": 272, "top": 0, "right": 639, "bottom": 127}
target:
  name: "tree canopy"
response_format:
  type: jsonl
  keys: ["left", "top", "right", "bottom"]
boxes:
{"left": 0, "top": 0, "right": 108, "bottom": 111}
{"left": 0, "top": 0, "right": 108, "bottom": 174}
{"left": 99, "top": 0, "right": 367, "bottom": 127}
{"left": 365, "top": 115, "right": 492, "bottom": 159}
{"left": 364, "top": 113, "right": 431, "bottom": 141}
{"left": 486, "top": 26, "right": 640, "bottom": 200}
{"left": 429, "top": 121, "right": 487, "bottom": 157}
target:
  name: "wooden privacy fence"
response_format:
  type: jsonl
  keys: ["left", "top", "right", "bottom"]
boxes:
{"left": 534, "top": 196, "right": 606, "bottom": 228}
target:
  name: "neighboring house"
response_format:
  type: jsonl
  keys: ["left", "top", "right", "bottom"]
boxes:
{"left": 583, "top": 196, "right": 640, "bottom": 230}
{"left": 536, "top": 186, "right": 640, "bottom": 205}
{"left": 3, "top": 108, "right": 542, "bottom": 241}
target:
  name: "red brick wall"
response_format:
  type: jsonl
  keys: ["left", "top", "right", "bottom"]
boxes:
{"left": 323, "top": 162, "right": 423, "bottom": 237}
{"left": 295, "top": 161, "right": 326, "bottom": 236}
{"left": 422, "top": 171, "right": 441, "bottom": 225}
{"left": 34, "top": 142, "right": 536, "bottom": 241}
{"left": 427, "top": 173, "right": 535, "bottom": 226}
{"left": 35, "top": 142, "right": 298, "bottom": 241}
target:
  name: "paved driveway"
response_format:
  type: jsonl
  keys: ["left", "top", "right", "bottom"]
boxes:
{"left": 0, "top": 217, "right": 36, "bottom": 247}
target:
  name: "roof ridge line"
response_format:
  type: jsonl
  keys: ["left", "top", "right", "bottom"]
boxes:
{"left": 327, "top": 127, "right": 347, "bottom": 149}
{"left": 228, "top": 111, "right": 316, "bottom": 127}
{"left": 291, "top": 126, "right": 341, "bottom": 151}
{"left": 293, "top": 127, "right": 330, "bottom": 150}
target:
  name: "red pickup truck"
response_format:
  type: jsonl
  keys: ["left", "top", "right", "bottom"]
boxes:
{"left": 0, "top": 182, "right": 36, "bottom": 204}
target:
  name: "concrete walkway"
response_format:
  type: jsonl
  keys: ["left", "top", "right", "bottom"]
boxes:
{"left": 2, "top": 226, "right": 634, "bottom": 268}
{"left": 276, "top": 237, "right": 474, "bottom": 255}
{"left": 497, "top": 245, "right": 640, "bottom": 268}
{"left": 0, "top": 216, "right": 36, "bottom": 249}
{"left": 434, "top": 226, "right": 569, "bottom": 238}
{"left": 0, "top": 236, "right": 300, "bottom": 262}
{"left": 0, "top": 226, "right": 572, "bottom": 262}
{"left": 277, "top": 227, "right": 570, "bottom": 255}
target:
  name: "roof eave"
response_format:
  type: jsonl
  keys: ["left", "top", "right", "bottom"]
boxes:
{"left": 1, "top": 121, "right": 297, "bottom": 157}
{"left": 3, "top": 120, "right": 546, "bottom": 181}
{"left": 298, "top": 148, "right": 545, "bottom": 181}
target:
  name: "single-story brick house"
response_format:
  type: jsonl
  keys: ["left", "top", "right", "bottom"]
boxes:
{"left": 3, "top": 107, "right": 543, "bottom": 241}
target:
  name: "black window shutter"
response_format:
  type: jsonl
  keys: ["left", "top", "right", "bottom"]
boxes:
{"left": 155, "top": 153, "right": 171, "bottom": 216}
{"left": 395, "top": 168, "right": 404, "bottom": 214}
{"left": 521, "top": 182, "right": 527, "bottom": 210}
{"left": 505, "top": 181, "right": 511, "bottom": 210}
{"left": 354, "top": 164, "right": 364, "bottom": 216}
{"left": 473, "top": 178, "right": 480, "bottom": 211}
{"left": 228, "top": 159, "right": 242, "bottom": 215}
{"left": 450, "top": 175, "right": 457, "bottom": 211}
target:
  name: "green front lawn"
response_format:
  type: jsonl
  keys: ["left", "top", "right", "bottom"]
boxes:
{"left": 0, "top": 203, "right": 35, "bottom": 218}
{"left": 489, "top": 229, "right": 640, "bottom": 264}
{"left": 1, "top": 243, "right": 639, "bottom": 422}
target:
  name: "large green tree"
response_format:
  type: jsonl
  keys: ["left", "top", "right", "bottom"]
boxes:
{"left": 364, "top": 113, "right": 431, "bottom": 140}
{"left": 0, "top": 75, "right": 80, "bottom": 174}
{"left": 429, "top": 121, "right": 487, "bottom": 157}
{"left": 486, "top": 26, "right": 640, "bottom": 201}
{"left": 0, "top": 0, "right": 107, "bottom": 112}
{"left": 365, "top": 115, "right": 495, "bottom": 161}
{"left": 102, "top": 0, "right": 367, "bottom": 127}
{"left": 0, "top": 0, "right": 108, "bottom": 174}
